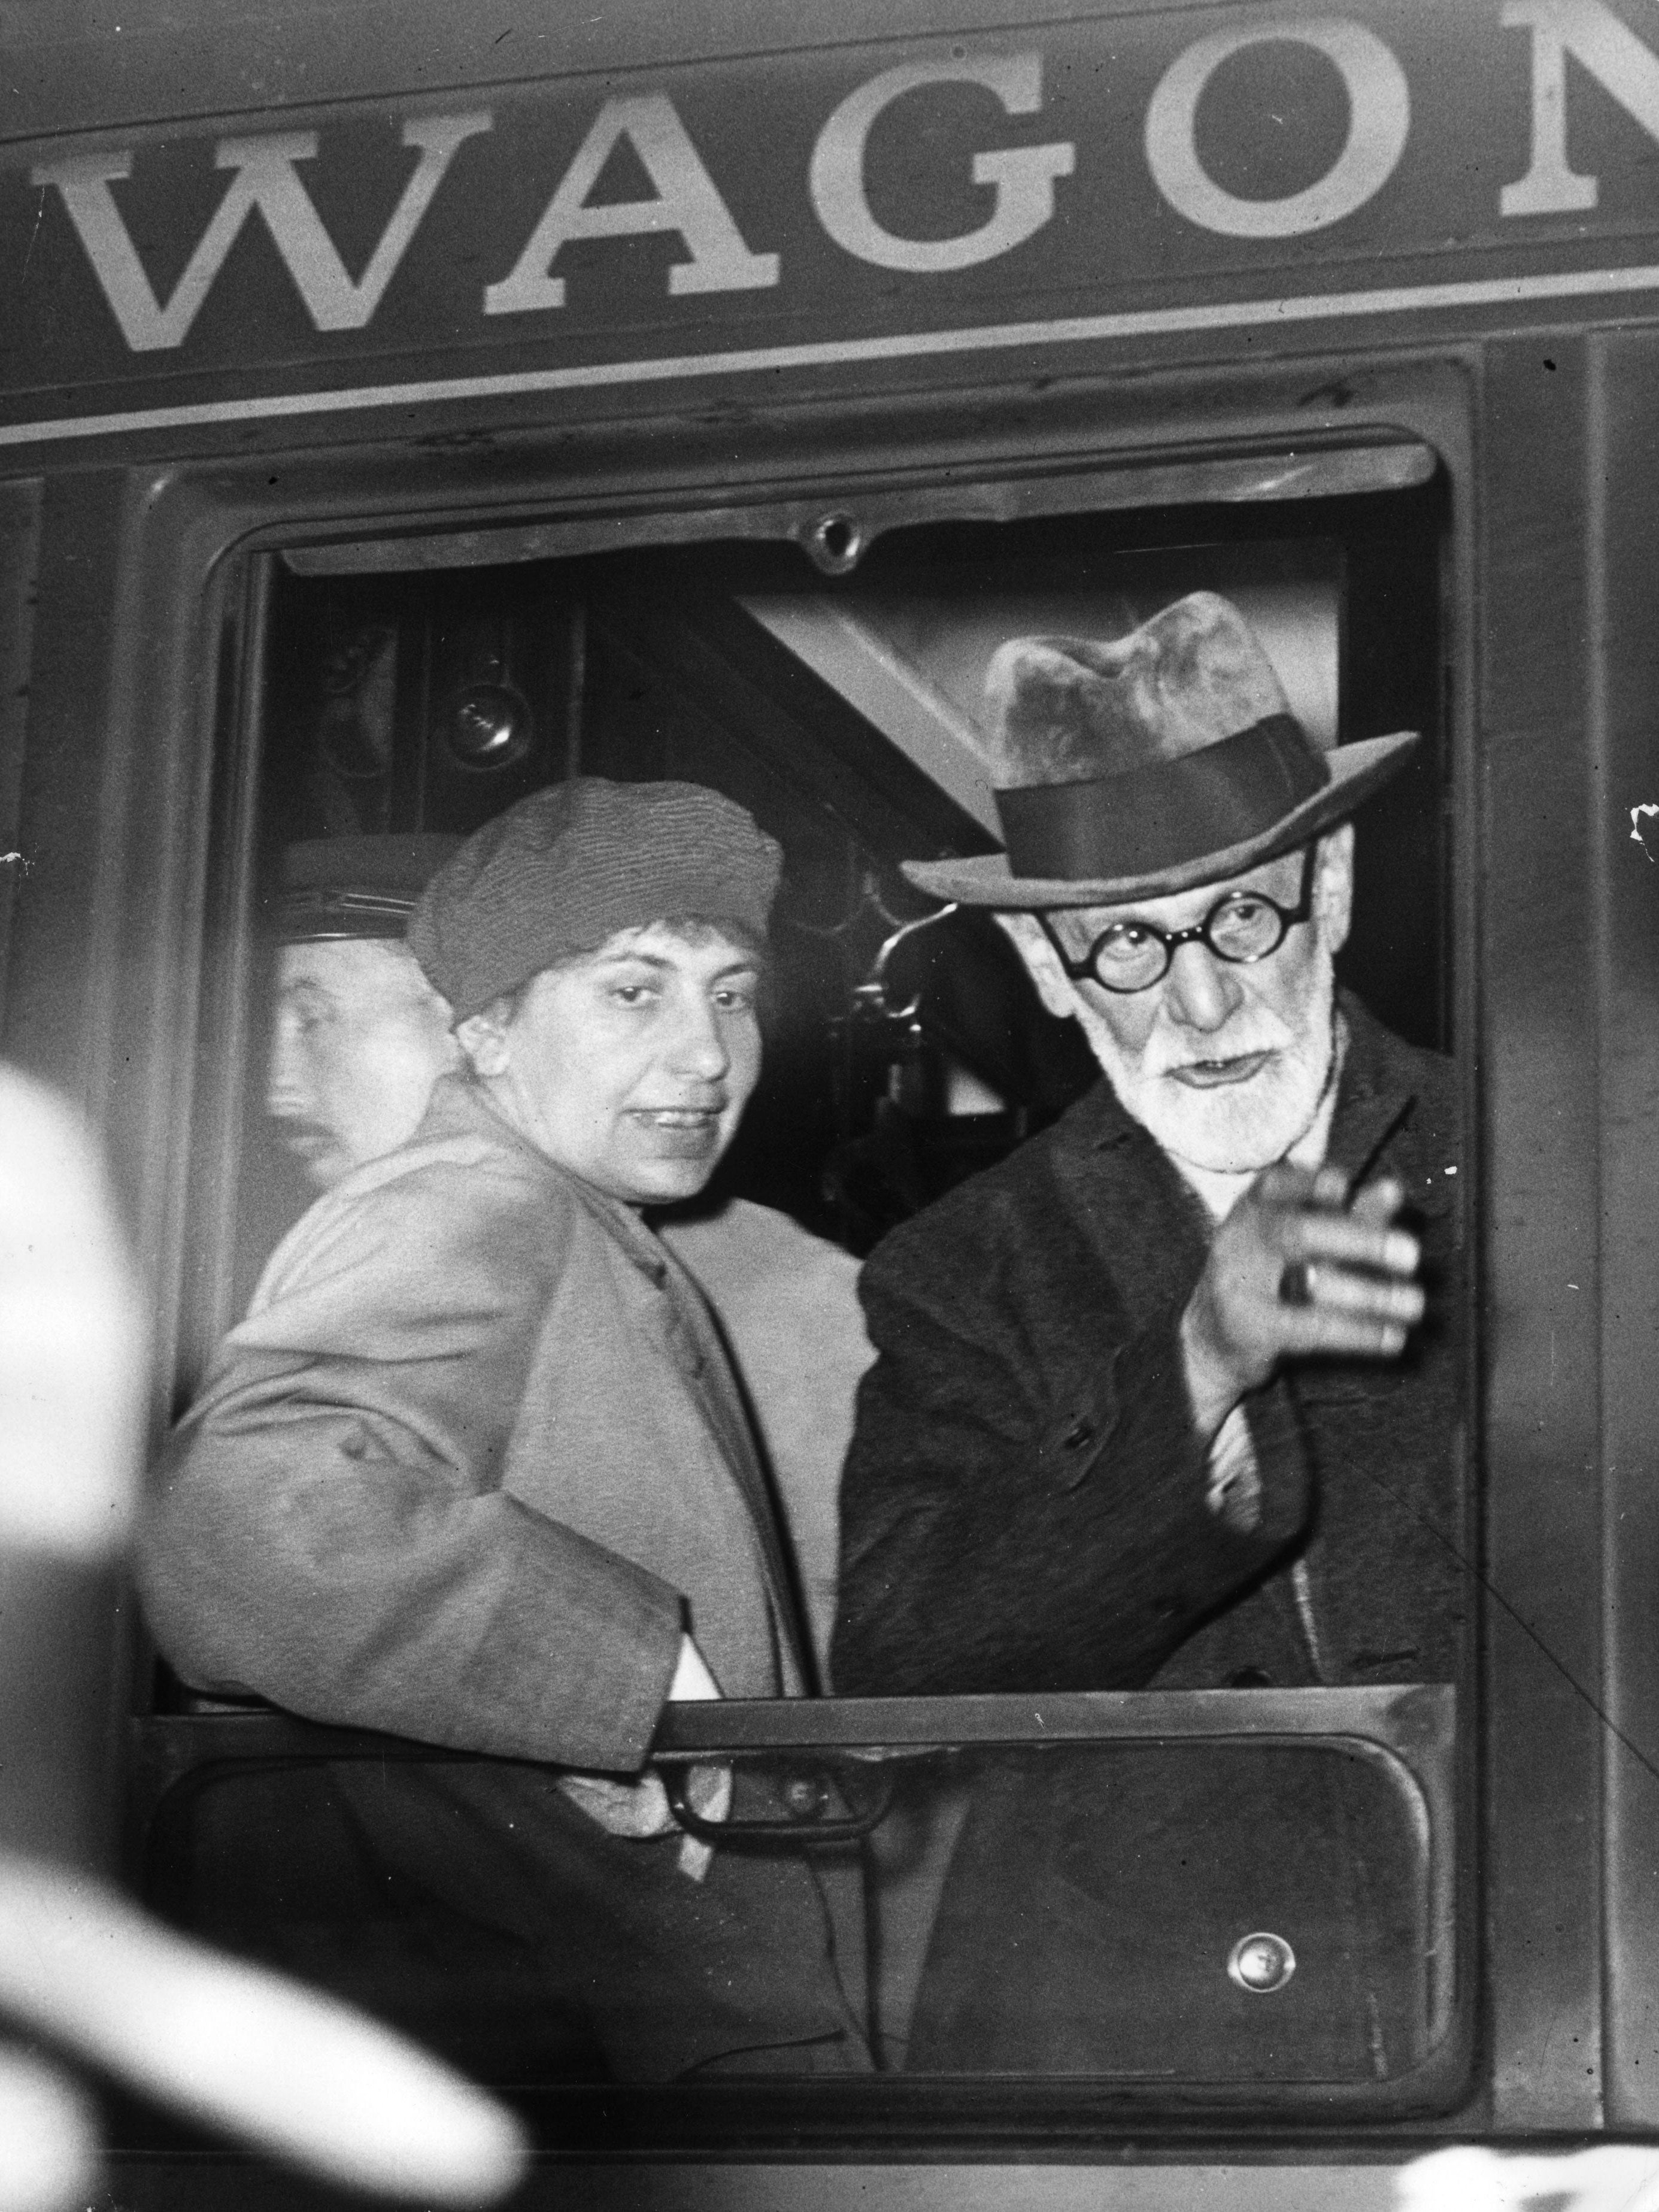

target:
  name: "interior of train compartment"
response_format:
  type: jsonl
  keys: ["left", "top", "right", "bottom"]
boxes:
{"left": 214, "top": 478, "right": 1449, "bottom": 1322}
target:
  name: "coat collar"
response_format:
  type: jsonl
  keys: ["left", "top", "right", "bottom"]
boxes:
{"left": 420, "top": 1072, "right": 681, "bottom": 1280}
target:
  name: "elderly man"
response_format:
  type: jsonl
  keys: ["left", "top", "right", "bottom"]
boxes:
{"left": 831, "top": 593, "right": 1467, "bottom": 2075}
{"left": 141, "top": 778, "right": 872, "bottom": 2080}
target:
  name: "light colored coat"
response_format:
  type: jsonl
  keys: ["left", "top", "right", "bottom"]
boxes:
{"left": 661, "top": 1199, "right": 872, "bottom": 1675}
{"left": 141, "top": 1075, "right": 812, "bottom": 1772}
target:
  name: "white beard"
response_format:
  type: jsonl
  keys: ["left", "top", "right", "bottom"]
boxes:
{"left": 1078, "top": 954, "right": 1338, "bottom": 1175}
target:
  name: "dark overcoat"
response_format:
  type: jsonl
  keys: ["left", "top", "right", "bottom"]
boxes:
{"left": 832, "top": 995, "right": 1470, "bottom": 2080}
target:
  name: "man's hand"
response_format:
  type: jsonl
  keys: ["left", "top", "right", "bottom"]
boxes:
{"left": 1181, "top": 1163, "right": 1425, "bottom": 1439}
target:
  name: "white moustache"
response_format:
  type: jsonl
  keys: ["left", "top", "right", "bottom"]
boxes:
{"left": 1140, "top": 1012, "right": 1297, "bottom": 1081}
{"left": 1076, "top": 957, "right": 1339, "bottom": 1176}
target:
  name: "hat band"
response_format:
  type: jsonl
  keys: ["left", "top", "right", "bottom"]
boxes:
{"left": 994, "top": 714, "right": 1329, "bottom": 881}
{"left": 277, "top": 889, "right": 416, "bottom": 941}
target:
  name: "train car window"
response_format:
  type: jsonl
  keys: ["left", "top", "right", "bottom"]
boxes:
{"left": 140, "top": 468, "right": 1469, "bottom": 2135}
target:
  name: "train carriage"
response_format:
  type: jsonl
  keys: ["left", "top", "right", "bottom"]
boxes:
{"left": 2, "top": 0, "right": 1657, "bottom": 2202}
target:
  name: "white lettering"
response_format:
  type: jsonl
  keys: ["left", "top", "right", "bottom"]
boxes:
{"left": 1145, "top": 19, "right": 1409, "bottom": 238}
{"left": 483, "top": 95, "right": 777, "bottom": 313}
{"left": 1502, "top": 0, "right": 1659, "bottom": 216}
{"left": 33, "top": 115, "right": 492, "bottom": 352}
{"left": 808, "top": 54, "right": 1073, "bottom": 273}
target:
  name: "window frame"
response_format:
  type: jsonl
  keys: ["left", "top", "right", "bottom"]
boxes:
{"left": 111, "top": 350, "right": 1501, "bottom": 2154}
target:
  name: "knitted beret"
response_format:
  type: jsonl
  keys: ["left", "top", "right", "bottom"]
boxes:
{"left": 408, "top": 778, "right": 783, "bottom": 1018}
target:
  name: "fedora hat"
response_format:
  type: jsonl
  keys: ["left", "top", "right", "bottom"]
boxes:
{"left": 904, "top": 592, "right": 1418, "bottom": 908}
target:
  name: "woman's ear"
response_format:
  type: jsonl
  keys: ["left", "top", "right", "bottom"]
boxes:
{"left": 454, "top": 1003, "right": 511, "bottom": 1080}
{"left": 993, "top": 911, "right": 1085, "bottom": 1025}
{"left": 1314, "top": 823, "right": 1356, "bottom": 956}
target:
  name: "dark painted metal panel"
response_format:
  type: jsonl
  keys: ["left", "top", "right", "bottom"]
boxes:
{"left": 284, "top": 441, "right": 1439, "bottom": 578}
{"left": 1481, "top": 337, "right": 1605, "bottom": 2128}
{"left": 0, "top": 465, "right": 266, "bottom": 1428}
{"left": 0, "top": 5, "right": 1655, "bottom": 457}
{"left": 2, "top": 469, "right": 134, "bottom": 1091}
{"left": 0, "top": 478, "right": 41, "bottom": 1013}
{"left": 1590, "top": 327, "right": 1659, "bottom": 2129}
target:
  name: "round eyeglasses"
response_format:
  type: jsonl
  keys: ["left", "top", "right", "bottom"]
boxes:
{"left": 1038, "top": 847, "right": 1317, "bottom": 995}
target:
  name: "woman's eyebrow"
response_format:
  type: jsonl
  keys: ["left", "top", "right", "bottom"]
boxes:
{"left": 590, "top": 952, "right": 674, "bottom": 973}
{"left": 589, "top": 949, "right": 762, "bottom": 978}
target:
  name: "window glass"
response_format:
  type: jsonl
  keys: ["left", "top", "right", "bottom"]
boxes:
{"left": 142, "top": 477, "right": 1468, "bottom": 2122}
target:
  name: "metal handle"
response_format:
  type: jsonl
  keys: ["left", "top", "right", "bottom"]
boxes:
{"left": 660, "top": 1761, "right": 896, "bottom": 1848}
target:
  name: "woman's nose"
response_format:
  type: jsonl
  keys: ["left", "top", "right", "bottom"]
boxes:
{"left": 668, "top": 995, "right": 730, "bottom": 1080}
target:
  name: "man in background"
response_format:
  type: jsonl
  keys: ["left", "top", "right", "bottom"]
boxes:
{"left": 266, "top": 834, "right": 463, "bottom": 1190}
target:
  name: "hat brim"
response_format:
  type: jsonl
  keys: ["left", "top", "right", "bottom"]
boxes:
{"left": 273, "top": 893, "right": 418, "bottom": 944}
{"left": 903, "top": 732, "right": 1419, "bottom": 908}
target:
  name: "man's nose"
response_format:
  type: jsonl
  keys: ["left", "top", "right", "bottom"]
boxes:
{"left": 1160, "top": 941, "right": 1244, "bottom": 1032}
{"left": 265, "top": 1025, "right": 308, "bottom": 1114}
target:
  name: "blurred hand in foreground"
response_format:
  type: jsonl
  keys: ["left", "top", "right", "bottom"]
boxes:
{"left": 0, "top": 1065, "right": 526, "bottom": 2210}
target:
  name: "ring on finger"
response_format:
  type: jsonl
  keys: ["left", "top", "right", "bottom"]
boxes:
{"left": 1278, "top": 1260, "right": 1314, "bottom": 1307}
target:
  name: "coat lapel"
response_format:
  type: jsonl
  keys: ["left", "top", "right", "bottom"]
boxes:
{"left": 651, "top": 1231, "right": 820, "bottom": 1695}
{"left": 444, "top": 1084, "right": 816, "bottom": 1696}
{"left": 1051, "top": 1083, "right": 1214, "bottom": 1322}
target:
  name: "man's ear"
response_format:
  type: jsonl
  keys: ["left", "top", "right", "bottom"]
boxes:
{"left": 415, "top": 980, "right": 468, "bottom": 1071}
{"left": 1314, "top": 823, "right": 1355, "bottom": 956}
{"left": 993, "top": 911, "right": 1083, "bottom": 1024}
{"left": 454, "top": 1005, "right": 511, "bottom": 1078}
